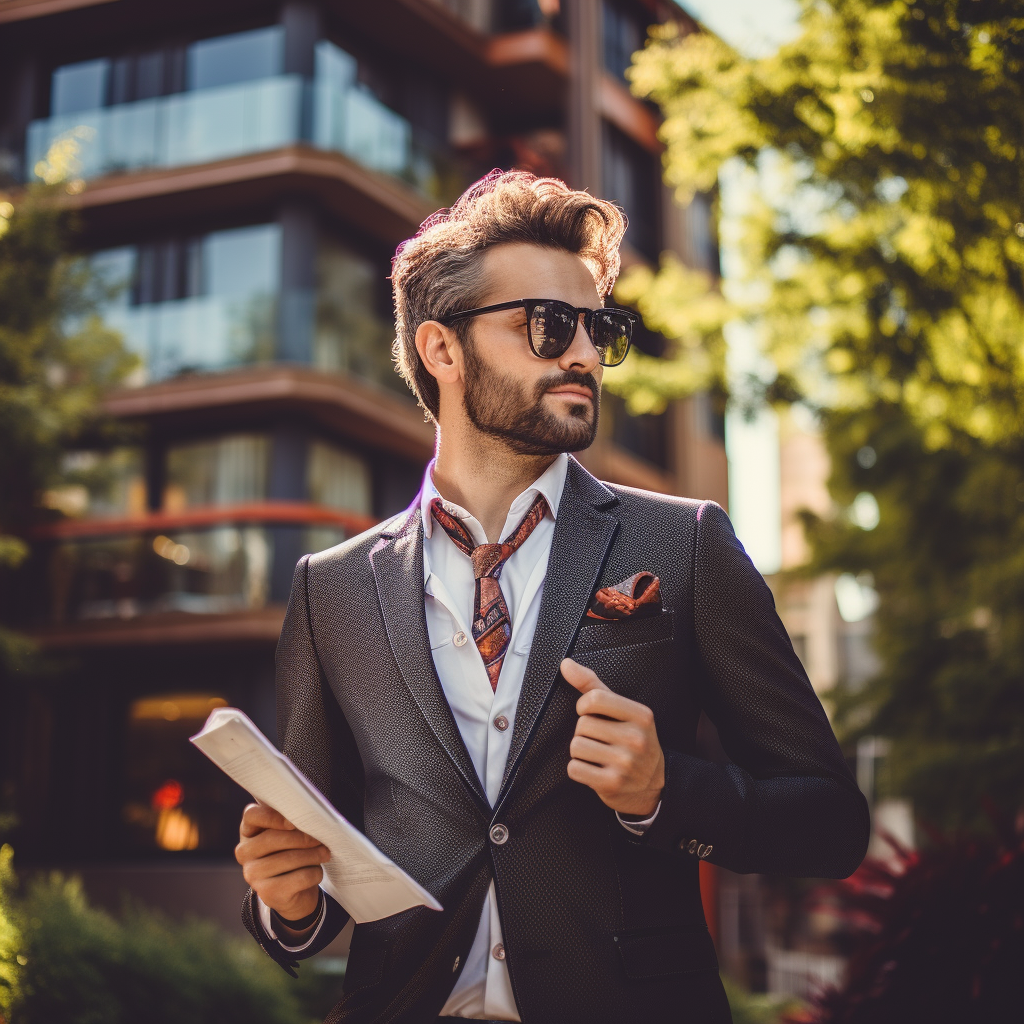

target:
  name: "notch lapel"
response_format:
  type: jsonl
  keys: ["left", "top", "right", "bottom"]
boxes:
{"left": 369, "top": 504, "right": 490, "bottom": 816}
{"left": 498, "top": 458, "right": 619, "bottom": 801}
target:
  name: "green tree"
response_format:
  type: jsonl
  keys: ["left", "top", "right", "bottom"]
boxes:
{"left": 619, "top": 0, "right": 1024, "bottom": 444}
{"left": 615, "top": 0, "right": 1024, "bottom": 830}
{"left": 0, "top": 151, "right": 136, "bottom": 670}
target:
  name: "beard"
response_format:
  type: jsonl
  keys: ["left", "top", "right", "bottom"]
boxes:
{"left": 461, "top": 339, "right": 600, "bottom": 456}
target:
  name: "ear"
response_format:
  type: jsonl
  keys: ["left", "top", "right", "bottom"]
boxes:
{"left": 414, "top": 320, "right": 463, "bottom": 387}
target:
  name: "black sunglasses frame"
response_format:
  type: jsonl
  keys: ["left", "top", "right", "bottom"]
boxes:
{"left": 437, "top": 298, "right": 638, "bottom": 367}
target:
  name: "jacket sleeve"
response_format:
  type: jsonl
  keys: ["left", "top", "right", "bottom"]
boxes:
{"left": 242, "top": 553, "right": 365, "bottom": 971}
{"left": 642, "top": 502, "right": 870, "bottom": 878}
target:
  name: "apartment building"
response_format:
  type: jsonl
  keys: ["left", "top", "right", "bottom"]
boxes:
{"left": 0, "top": 0, "right": 725, "bottom": 931}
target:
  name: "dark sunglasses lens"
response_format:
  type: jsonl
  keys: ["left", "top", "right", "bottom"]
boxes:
{"left": 529, "top": 302, "right": 577, "bottom": 357}
{"left": 592, "top": 311, "right": 632, "bottom": 365}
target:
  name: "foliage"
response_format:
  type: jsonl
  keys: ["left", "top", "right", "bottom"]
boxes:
{"left": 801, "top": 405, "right": 1024, "bottom": 832}
{"left": 723, "top": 974, "right": 803, "bottom": 1024}
{"left": 610, "top": 255, "right": 730, "bottom": 413}
{"left": 625, "top": 0, "right": 1024, "bottom": 446}
{"left": 0, "top": 162, "right": 136, "bottom": 670}
{"left": 0, "top": 846, "right": 20, "bottom": 1021}
{"left": 795, "top": 829, "right": 1023, "bottom": 1022}
{"left": 0, "top": 846, "right": 336, "bottom": 1024}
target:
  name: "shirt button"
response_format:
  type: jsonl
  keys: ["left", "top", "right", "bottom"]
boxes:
{"left": 492, "top": 943, "right": 506, "bottom": 961}
{"left": 452, "top": 955, "right": 460, "bottom": 972}
{"left": 453, "top": 631, "right": 468, "bottom": 647}
{"left": 489, "top": 823, "right": 509, "bottom": 845}
{"left": 493, "top": 715, "right": 509, "bottom": 731}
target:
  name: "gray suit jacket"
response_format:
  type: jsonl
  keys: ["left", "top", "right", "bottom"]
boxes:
{"left": 243, "top": 457, "right": 869, "bottom": 1024}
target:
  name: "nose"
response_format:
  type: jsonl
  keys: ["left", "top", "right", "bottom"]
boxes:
{"left": 557, "top": 312, "right": 601, "bottom": 373}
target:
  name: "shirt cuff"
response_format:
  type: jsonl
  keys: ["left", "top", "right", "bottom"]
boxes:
{"left": 616, "top": 801, "right": 662, "bottom": 836}
{"left": 257, "top": 889, "right": 326, "bottom": 953}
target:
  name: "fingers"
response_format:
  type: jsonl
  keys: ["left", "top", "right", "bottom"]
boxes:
{"left": 561, "top": 658, "right": 609, "bottom": 694}
{"left": 239, "top": 845, "right": 330, "bottom": 888}
{"left": 570, "top": 734, "right": 627, "bottom": 770}
{"left": 574, "top": 713, "right": 646, "bottom": 748}
{"left": 236, "top": 826, "right": 325, "bottom": 865}
{"left": 240, "top": 802, "right": 296, "bottom": 838}
{"left": 251, "top": 867, "right": 326, "bottom": 912}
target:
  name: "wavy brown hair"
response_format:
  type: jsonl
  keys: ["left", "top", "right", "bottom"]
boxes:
{"left": 390, "top": 169, "right": 626, "bottom": 421}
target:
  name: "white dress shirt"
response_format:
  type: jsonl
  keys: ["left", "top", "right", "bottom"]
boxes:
{"left": 260, "top": 452, "right": 657, "bottom": 1020}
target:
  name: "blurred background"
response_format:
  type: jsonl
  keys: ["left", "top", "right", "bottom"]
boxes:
{"left": 0, "top": 1, "right": 1020, "bottom": 1022}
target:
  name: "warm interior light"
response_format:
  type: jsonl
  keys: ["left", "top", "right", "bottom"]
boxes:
{"left": 155, "top": 807, "right": 199, "bottom": 851}
{"left": 131, "top": 694, "right": 227, "bottom": 721}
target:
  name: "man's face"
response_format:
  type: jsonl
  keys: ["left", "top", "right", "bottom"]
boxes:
{"left": 457, "top": 243, "right": 605, "bottom": 456}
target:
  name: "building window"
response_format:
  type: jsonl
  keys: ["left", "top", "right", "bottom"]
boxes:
{"left": 121, "top": 692, "right": 244, "bottom": 854}
{"left": 186, "top": 27, "right": 283, "bottom": 92}
{"left": 601, "top": 122, "right": 659, "bottom": 260}
{"left": 307, "top": 441, "right": 372, "bottom": 514}
{"left": 604, "top": 392, "right": 670, "bottom": 470}
{"left": 314, "top": 237, "right": 396, "bottom": 388}
{"left": 93, "top": 223, "right": 280, "bottom": 381}
{"left": 602, "top": 1, "right": 649, "bottom": 84}
{"left": 164, "top": 434, "right": 271, "bottom": 510}
{"left": 42, "top": 448, "right": 146, "bottom": 519}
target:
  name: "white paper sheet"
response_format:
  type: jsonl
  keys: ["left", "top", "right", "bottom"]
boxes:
{"left": 190, "top": 707, "right": 442, "bottom": 923}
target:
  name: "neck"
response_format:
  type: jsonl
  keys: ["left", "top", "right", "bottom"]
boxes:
{"left": 431, "top": 427, "right": 558, "bottom": 543}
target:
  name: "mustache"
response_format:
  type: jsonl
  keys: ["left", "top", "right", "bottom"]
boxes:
{"left": 534, "top": 370, "right": 600, "bottom": 400}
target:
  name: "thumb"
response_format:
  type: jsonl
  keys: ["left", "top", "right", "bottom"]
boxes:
{"left": 560, "top": 658, "right": 609, "bottom": 694}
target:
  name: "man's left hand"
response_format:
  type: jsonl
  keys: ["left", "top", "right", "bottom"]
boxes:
{"left": 561, "top": 657, "right": 665, "bottom": 817}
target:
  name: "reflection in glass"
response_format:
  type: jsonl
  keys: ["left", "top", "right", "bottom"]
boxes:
{"left": 315, "top": 237, "right": 398, "bottom": 389}
{"left": 307, "top": 441, "right": 372, "bottom": 513}
{"left": 186, "top": 27, "right": 283, "bottom": 91}
{"left": 94, "top": 224, "right": 280, "bottom": 382}
{"left": 42, "top": 448, "right": 146, "bottom": 519}
{"left": 51, "top": 59, "right": 109, "bottom": 116}
{"left": 164, "top": 435, "right": 271, "bottom": 510}
{"left": 46, "top": 526, "right": 272, "bottom": 622}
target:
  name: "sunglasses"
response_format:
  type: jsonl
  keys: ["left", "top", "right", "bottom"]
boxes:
{"left": 437, "top": 298, "right": 638, "bottom": 367}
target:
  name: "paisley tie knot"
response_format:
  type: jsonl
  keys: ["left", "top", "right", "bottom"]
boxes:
{"left": 429, "top": 492, "right": 549, "bottom": 691}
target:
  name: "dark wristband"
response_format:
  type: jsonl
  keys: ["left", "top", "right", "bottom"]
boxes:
{"left": 272, "top": 890, "right": 324, "bottom": 931}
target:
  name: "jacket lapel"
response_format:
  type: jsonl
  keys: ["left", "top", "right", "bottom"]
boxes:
{"left": 369, "top": 502, "right": 490, "bottom": 815}
{"left": 498, "top": 457, "right": 619, "bottom": 800}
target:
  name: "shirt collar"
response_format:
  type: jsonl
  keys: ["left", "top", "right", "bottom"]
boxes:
{"left": 419, "top": 452, "right": 569, "bottom": 541}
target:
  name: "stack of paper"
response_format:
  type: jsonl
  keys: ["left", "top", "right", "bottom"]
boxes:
{"left": 190, "top": 707, "right": 442, "bottom": 923}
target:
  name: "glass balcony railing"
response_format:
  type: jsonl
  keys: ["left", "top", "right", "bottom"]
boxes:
{"left": 103, "top": 291, "right": 277, "bottom": 382}
{"left": 28, "top": 77, "right": 304, "bottom": 181}
{"left": 102, "top": 288, "right": 404, "bottom": 388}
{"left": 26, "top": 75, "right": 463, "bottom": 200}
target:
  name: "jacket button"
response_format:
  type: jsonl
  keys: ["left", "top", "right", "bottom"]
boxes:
{"left": 493, "top": 715, "right": 509, "bottom": 731}
{"left": 701, "top": 844, "right": 713, "bottom": 858}
{"left": 453, "top": 631, "right": 468, "bottom": 647}
{"left": 678, "top": 838, "right": 689, "bottom": 851}
{"left": 688, "top": 840, "right": 698, "bottom": 855}
{"left": 697, "top": 844, "right": 707, "bottom": 857}
{"left": 489, "top": 823, "right": 509, "bottom": 845}
{"left": 452, "top": 955, "right": 460, "bottom": 972}
{"left": 492, "top": 943, "right": 506, "bottom": 960}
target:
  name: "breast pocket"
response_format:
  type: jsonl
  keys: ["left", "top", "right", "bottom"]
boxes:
{"left": 572, "top": 609, "right": 674, "bottom": 654}
{"left": 569, "top": 612, "right": 677, "bottom": 709}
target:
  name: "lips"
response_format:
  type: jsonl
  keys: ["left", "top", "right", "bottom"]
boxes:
{"left": 547, "top": 387, "right": 593, "bottom": 400}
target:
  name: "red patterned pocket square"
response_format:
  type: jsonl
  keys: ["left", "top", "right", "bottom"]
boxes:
{"left": 586, "top": 572, "right": 662, "bottom": 621}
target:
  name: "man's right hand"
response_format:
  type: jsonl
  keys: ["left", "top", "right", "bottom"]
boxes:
{"left": 235, "top": 803, "right": 331, "bottom": 924}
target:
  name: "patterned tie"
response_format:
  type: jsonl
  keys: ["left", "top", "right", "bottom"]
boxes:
{"left": 429, "top": 493, "right": 549, "bottom": 691}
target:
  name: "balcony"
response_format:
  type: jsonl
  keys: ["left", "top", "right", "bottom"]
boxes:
{"left": 25, "top": 504, "right": 374, "bottom": 642}
{"left": 26, "top": 70, "right": 461, "bottom": 201}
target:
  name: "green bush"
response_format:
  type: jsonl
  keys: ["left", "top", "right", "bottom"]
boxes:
{"left": 723, "top": 975, "right": 803, "bottom": 1024}
{"left": 0, "top": 843, "right": 337, "bottom": 1024}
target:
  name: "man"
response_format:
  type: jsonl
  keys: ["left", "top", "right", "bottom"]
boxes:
{"left": 235, "top": 171, "right": 870, "bottom": 1024}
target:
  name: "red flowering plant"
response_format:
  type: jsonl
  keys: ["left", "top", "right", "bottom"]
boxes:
{"left": 788, "top": 819, "right": 1024, "bottom": 1024}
